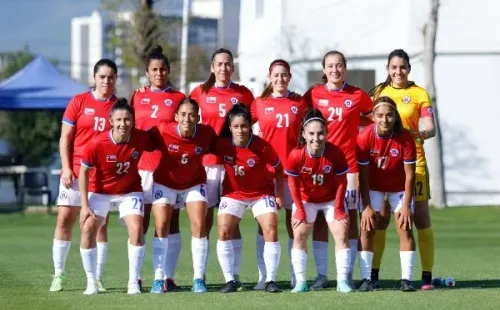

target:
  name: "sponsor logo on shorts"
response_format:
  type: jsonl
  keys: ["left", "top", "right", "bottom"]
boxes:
{"left": 141, "top": 98, "right": 151, "bottom": 104}
{"left": 164, "top": 99, "right": 173, "bottom": 106}
{"left": 219, "top": 201, "right": 227, "bottom": 210}
{"left": 344, "top": 99, "right": 353, "bottom": 108}
{"left": 291, "top": 106, "right": 298, "bottom": 114}
{"left": 247, "top": 158, "right": 256, "bottom": 167}
{"left": 106, "top": 155, "right": 117, "bottom": 162}
{"left": 224, "top": 155, "right": 234, "bottom": 163}
{"left": 265, "top": 107, "right": 274, "bottom": 114}
{"left": 154, "top": 190, "right": 163, "bottom": 199}
{"left": 84, "top": 108, "right": 95, "bottom": 115}
{"left": 59, "top": 191, "right": 68, "bottom": 200}
{"left": 131, "top": 151, "right": 139, "bottom": 159}
{"left": 195, "top": 147, "right": 203, "bottom": 155}
{"left": 230, "top": 97, "right": 238, "bottom": 104}
{"left": 301, "top": 166, "right": 312, "bottom": 174}
{"left": 402, "top": 96, "right": 411, "bottom": 103}
{"left": 390, "top": 148, "right": 399, "bottom": 156}
{"left": 168, "top": 144, "right": 179, "bottom": 152}
{"left": 206, "top": 96, "right": 217, "bottom": 104}
{"left": 318, "top": 99, "right": 329, "bottom": 107}
{"left": 323, "top": 165, "right": 332, "bottom": 173}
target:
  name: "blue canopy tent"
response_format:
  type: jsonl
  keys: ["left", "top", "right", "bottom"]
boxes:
{"left": 0, "top": 56, "right": 88, "bottom": 110}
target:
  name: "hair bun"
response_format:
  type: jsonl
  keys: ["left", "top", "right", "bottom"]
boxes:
{"left": 116, "top": 97, "right": 129, "bottom": 105}
{"left": 151, "top": 45, "right": 163, "bottom": 55}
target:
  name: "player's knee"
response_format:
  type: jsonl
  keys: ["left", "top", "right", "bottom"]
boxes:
{"left": 81, "top": 221, "right": 97, "bottom": 238}
{"left": 262, "top": 224, "right": 278, "bottom": 242}
{"left": 56, "top": 213, "right": 74, "bottom": 231}
{"left": 218, "top": 225, "right": 233, "bottom": 241}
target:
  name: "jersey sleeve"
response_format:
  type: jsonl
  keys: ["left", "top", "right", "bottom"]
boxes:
{"left": 285, "top": 149, "right": 301, "bottom": 177}
{"left": 81, "top": 139, "right": 97, "bottom": 168}
{"left": 250, "top": 98, "right": 259, "bottom": 123}
{"left": 403, "top": 131, "right": 417, "bottom": 164}
{"left": 419, "top": 89, "right": 434, "bottom": 117}
{"left": 62, "top": 96, "right": 79, "bottom": 126}
{"left": 359, "top": 90, "right": 373, "bottom": 116}
{"left": 356, "top": 129, "right": 371, "bottom": 165}
{"left": 262, "top": 141, "right": 280, "bottom": 168}
{"left": 303, "top": 88, "right": 313, "bottom": 108}
{"left": 243, "top": 87, "right": 255, "bottom": 106}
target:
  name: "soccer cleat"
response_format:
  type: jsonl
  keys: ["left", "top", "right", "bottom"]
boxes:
{"left": 138, "top": 278, "right": 143, "bottom": 292}
{"left": 265, "top": 281, "right": 282, "bottom": 293}
{"left": 253, "top": 280, "right": 267, "bottom": 290}
{"left": 150, "top": 279, "right": 164, "bottom": 294}
{"left": 97, "top": 280, "right": 107, "bottom": 292}
{"left": 421, "top": 271, "right": 434, "bottom": 290}
{"left": 399, "top": 279, "right": 416, "bottom": 292}
{"left": 310, "top": 274, "right": 329, "bottom": 290}
{"left": 291, "top": 281, "right": 309, "bottom": 293}
{"left": 193, "top": 278, "right": 208, "bottom": 293}
{"left": 372, "top": 279, "right": 381, "bottom": 289}
{"left": 220, "top": 280, "right": 239, "bottom": 293}
{"left": 336, "top": 280, "right": 354, "bottom": 293}
{"left": 233, "top": 275, "right": 244, "bottom": 291}
{"left": 163, "top": 278, "right": 180, "bottom": 292}
{"left": 357, "top": 279, "right": 375, "bottom": 292}
{"left": 49, "top": 275, "right": 64, "bottom": 292}
{"left": 127, "top": 281, "right": 141, "bottom": 295}
{"left": 83, "top": 279, "right": 99, "bottom": 295}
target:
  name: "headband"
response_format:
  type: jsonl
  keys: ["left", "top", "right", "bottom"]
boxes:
{"left": 269, "top": 61, "right": 290, "bottom": 73}
{"left": 303, "top": 117, "right": 326, "bottom": 128}
{"left": 373, "top": 101, "right": 397, "bottom": 111}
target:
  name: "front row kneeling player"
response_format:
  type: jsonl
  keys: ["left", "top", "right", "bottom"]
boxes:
{"left": 285, "top": 109, "right": 353, "bottom": 293}
{"left": 78, "top": 98, "right": 159, "bottom": 295}
{"left": 215, "top": 104, "right": 283, "bottom": 293}
{"left": 356, "top": 96, "right": 417, "bottom": 292}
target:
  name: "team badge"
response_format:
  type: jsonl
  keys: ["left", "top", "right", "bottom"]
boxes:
{"left": 59, "top": 191, "right": 68, "bottom": 200}
{"left": 344, "top": 99, "right": 353, "bottom": 108}
{"left": 247, "top": 159, "right": 256, "bottom": 167}
{"left": 224, "top": 155, "right": 234, "bottom": 164}
{"left": 318, "top": 99, "right": 329, "bottom": 107}
{"left": 265, "top": 107, "right": 274, "bottom": 114}
{"left": 84, "top": 108, "right": 95, "bottom": 115}
{"left": 106, "top": 155, "right": 117, "bottom": 162}
{"left": 390, "top": 148, "right": 399, "bottom": 156}
{"left": 141, "top": 98, "right": 150, "bottom": 104}
{"left": 154, "top": 190, "right": 163, "bottom": 199}
{"left": 195, "top": 147, "right": 203, "bottom": 155}
{"left": 164, "top": 99, "right": 173, "bottom": 106}
{"left": 206, "top": 96, "right": 217, "bottom": 104}
{"left": 291, "top": 106, "right": 298, "bottom": 114}
{"left": 427, "top": 107, "right": 434, "bottom": 115}
{"left": 323, "top": 165, "right": 332, "bottom": 173}
{"left": 230, "top": 97, "right": 238, "bottom": 104}
{"left": 402, "top": 96, "right": 411, "bottom": 103}
{"left": 168, "top": 144, "right": 179, "bottom": 152}
{"left": 131, "top": 151, "right": 139, "bottom": 159}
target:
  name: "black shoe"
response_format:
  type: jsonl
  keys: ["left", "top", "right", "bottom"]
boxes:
{"left": 138, "top": 278, "right": 143, "bottom": 292}
{"left": 357, "top": 279, "right": 375, "bottom": 292}
{"left": 235, "top": 280, "right": 243, "bottom": 291}
{"left": 372, "top": 279, "right": 381, "bottom": 289}
{"left": 265, "top": 281, "right": 282, "bottom": 293}
{"left": 220, "top": 280, "right": 239, "bottom": 293}
{"left": 399, "top": 279, "right": 416, "bottom": 292}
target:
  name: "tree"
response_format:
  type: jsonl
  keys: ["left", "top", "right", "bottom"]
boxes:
{"left": 0, "top": 49, "right": 62, "bottom": 167}
{"left": 423, "top": 0, "right": 447, "bottom": 208}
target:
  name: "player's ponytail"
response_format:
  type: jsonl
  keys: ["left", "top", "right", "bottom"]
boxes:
{"left": 261, "top": 59, "right": 291, "bottom": 99}
{"left": 297, "top": 109, "right": 327, "bottom": 148}
{"left": 220, "top": 104, "right": 252, "bottom": 139}
{"left": 202, "top": 48, "right": 234, "bottom": 93}
{"left": 110, "top": 97, "right": 134, "bottom": 117}
{"left": 321, "top": 50, "right": 347, "bottom": 83}
{"left": 370, "top": 49, "right": 411, "bottom": 99}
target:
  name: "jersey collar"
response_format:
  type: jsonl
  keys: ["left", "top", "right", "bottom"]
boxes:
{"left": 306, "top": 144, "right": 325, "bottom": 158}
{"left": 374, "top": 124, "right": 394, "bottom": 139}
{"left": 215, "top": 81, "right": 232, "bottom": 89}
{"left": 91, "top": 90, "right": 115, "bottom": 102}
{"left": 232, "top": 134, "right": 253, "bottom": 148}
{"left": 150, "top": 85, "right": 172, "bottom": 93}
{"left": 271, "top": 90, "right": 290, "bottom": 98}
{"left": 109, "top": 130, "right": 131, "bottom": 144}
{"left": 325, "top": 81, "right": 347, "bottom": 92}
{"left": 176, "top": 124, "right": 197, "bottom": 138}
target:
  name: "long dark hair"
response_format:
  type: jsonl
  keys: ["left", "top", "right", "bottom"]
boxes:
{"left": 220, "top": 104, "right": 252, "bottom": 139}
{"left": 261, "top": 59, "right": 291, "bottom": 99}
{"left": 297, "top": 109, "right": 327, "bottom": 148}
{"left": 146, "top": 45, "right": 171, "bottom": 87}
{"left": 369, "top": 49, "right": 411, "bottom": 99}
{"left": 202, "top": 48, "right": 234, "bottom": 93}
{"left": 321, "top": 50, "right": 347, "bottom": 83}
{"left": 372, "top": 96, "right": 404, "bottom": 135}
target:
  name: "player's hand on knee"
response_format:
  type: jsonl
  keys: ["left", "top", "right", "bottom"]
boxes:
{"left": 361, "top": 206, "right": 376, "bottom": 232}
{"left": 79, "top": 206, "right": 96, "bottom": 229}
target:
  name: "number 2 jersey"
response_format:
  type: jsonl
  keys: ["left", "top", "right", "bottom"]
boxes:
{"left": 130, "top": 86, "right": 186, "bottom": 172}
{"left": 81, "top": 129, "right": 157, "bottom": 194}
{"left": 356, "top": 124, "right": 416, "bottom": 192}
{"left": 304, "top": 83, "right": 372, "bottom": 172}
{"left": 62, "top": 91, "right": 117, "bottom": 177}
{"left": 153, "top": 122, "right": 217, "bottom": 190}
{"left": 214, "top": 135, "right": 280, "bottom": 200}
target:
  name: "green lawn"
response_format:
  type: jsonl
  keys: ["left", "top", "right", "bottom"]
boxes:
{"left": 1, "top": 207, "right": 500, "bottom": 309}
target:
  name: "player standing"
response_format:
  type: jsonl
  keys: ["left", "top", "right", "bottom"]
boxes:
{"left": 78, "top": 99, "right": 158, "bottom": 295}
{"left": 130, "top": 45, "right": 186, "bottom": 291}
{"left": 215, "top": 104, "right": 283, "bottom": 293}
{"left": 356, "top": 96, "right": 417, "bottom": 292}
{"left": 150, "top": 99, "right": 217, "bottom": 293}
{"left": 369, "top": 49, "right": 436, "bottom": 290}
{"left": 189, "top": 48, "right": 254, "bottom": 282}
{"left": 285, "top": 109, "right": 352, "bottom": 293}
{"left": 50, "top": 59, "right": 118, "bottom": 292}
{"left": 304, "top": 51, "right": 372, "bottom": 288}
{"left": 250, "top": 59, "right": 307, "bottom": 289}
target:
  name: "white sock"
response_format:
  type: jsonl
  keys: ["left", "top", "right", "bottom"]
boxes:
{"left": 128, "top": 242, "right": 144, "bottom": 283}
{"left": 312, "top": 241, "right": 328, "bottom": 277}
{"left": 152, "top": 237, "right": 168, "bottom": 280}
{"left": 139, "top": 244, "right": 146, "bottom": 279}
{"left": 53, "top": 239, "right": 71, "bottom": 276}
{"left": 400, "top": 251, "right": 415, "bottom": 281}
{"left": 335, "top": 248, "right": 351, "bottom": 281}
{"left": 288, "top": 238, "right": 295, "bottom": 282}
{"left": 217, "top": 240, "right": 234, "bottom": 282}
{"left": 192, "top": 237, "right": 208, "bottom": 280}
{"left": 359, "top": 251, "right": 373, "bottom": 280}
{"left": 264, "top": 241, "right": 281, "bottom": 282}
{"left": 165, "top": 233, "right": 181, "bottom": 279}
{"left": 80, "top": 247, "right": 97, "bottom": 280}
{"left": 256, "top": 234, "right": 266, "bottom": 281}
{"left": 349, "top": 239, "right": 358, "bottom": 275}
{"left": 96, "top": 242, "right": 108, "bottom": 280}
{"left": 231, "top": 239, "right": 243, "bottom": 276}
{"left": 291, "top": 248, "right": 307, "bottom": 283}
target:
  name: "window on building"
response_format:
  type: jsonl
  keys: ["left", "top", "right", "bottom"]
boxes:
{"left": 255, "top": 0, "right": 264, "bottom": 19}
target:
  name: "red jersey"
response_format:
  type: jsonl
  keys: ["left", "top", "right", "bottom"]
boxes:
{"left": 357, "top": 125, "right": 416, "bottom": 192}
{"left": 304, "top": 83, "right": 372, "bottom": 172}
{"left": 81, "top": 129, "right": 157, "bottom": 194}
{"left": 62, "top": 91, "right": 117, "bottom": 177}
{"left": 215, "top": 135, "right": 279, "bottom": 200}
{"left": 251, "top": 93, "right": 308, "bottom": 176}
{"left": 154, "top": 122, "right": 217, "bottom": 190}
{"left": 285, "top": 142, "right": 348, "bottom": 203}
{"left": 131, "top": 86, "right": 186, "bottom": 172}
{"left": 190, "top": 82, "right": 255, "bottom": 165}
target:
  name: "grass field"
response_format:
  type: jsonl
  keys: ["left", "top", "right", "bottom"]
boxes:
{"left": 1, "top": 207, "right": 500, "bottom": 309}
